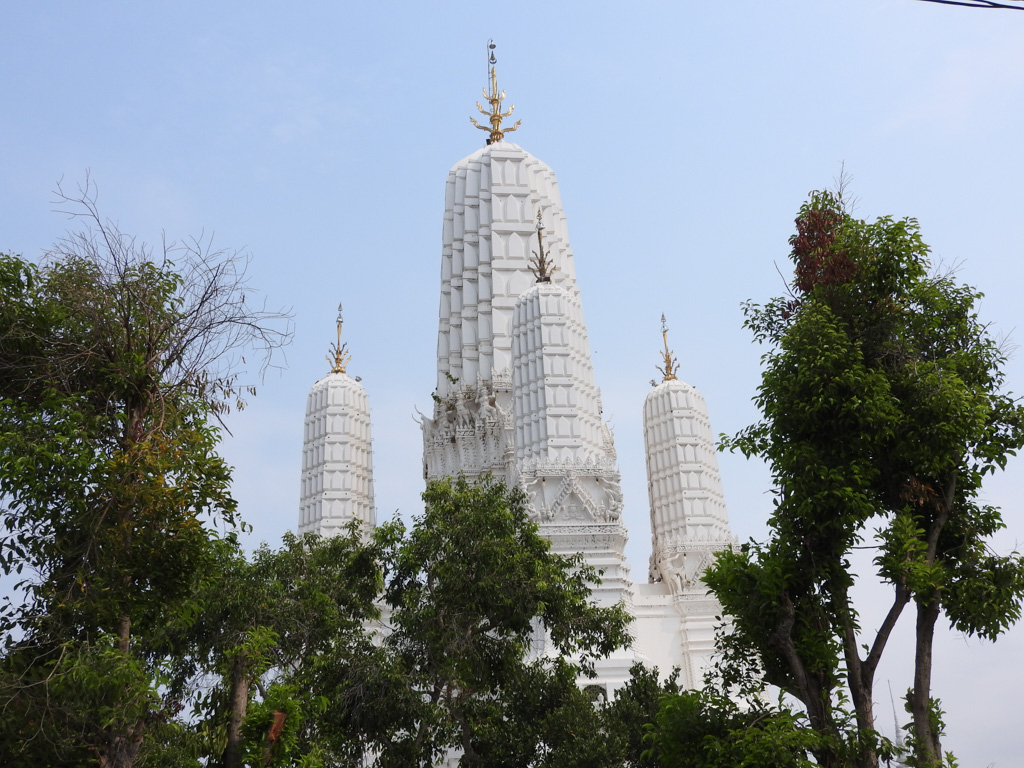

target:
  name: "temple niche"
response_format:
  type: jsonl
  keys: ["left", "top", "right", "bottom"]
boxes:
{"left": 299, "top": 48, "right": 736, "bottom": 694}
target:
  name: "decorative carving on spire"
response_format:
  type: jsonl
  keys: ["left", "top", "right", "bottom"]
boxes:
{"left": 657, "top": 314, "right": 679, "bottom": 382}
{"left": 470, "top": 40, "right": 521, "bottom": 145}
{"left": 327, "top": 302, "right": 351, "bottom": 374}
{"left": 529, "top": 211, "right": 557, "bottom": 283}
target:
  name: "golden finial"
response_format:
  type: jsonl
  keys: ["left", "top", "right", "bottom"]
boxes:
{"left": 529, "top": 211, "right": 557, "bottom": 283}
{"left": 657, "top": 314, "right": 679, "bottom": 382}
{"left": 327, "top": 302, "right": 351, "bottom": 374}
{"left": 470, "top": 40, "right": 521, "bottom": 144}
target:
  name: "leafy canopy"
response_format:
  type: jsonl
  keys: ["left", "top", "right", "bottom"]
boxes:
{"left": 708, "top": 189, "right": 1024, "bottom": 768}
{"left": 0, "top": 182, "right": 289, "bottom": 768}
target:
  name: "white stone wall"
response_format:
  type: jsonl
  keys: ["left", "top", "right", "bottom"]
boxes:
{"left": 510, "top": 281, "right": 633, "bottom": 608}
{"left": 511, "top": 283, "right": 606, "bottom": 464}
{"left": 644, "top": 380, "right": 731, "bottom": 544}
{"left": 417, "top": 135, "right": 739, "bottom": 702}
{"left": 643, "top": 378, "right": 735, "bottom": 590}
{"left": 637, "top": 380, "right": 736, "bottom": 686}
{"left": 299, "top": 372, "right": 375, "bottom": 538}
{"left": 435, "top": 143, "right": 579, "bottom": 399}
{"left": 288, "top": 128, "right": 745, "bottom": 719}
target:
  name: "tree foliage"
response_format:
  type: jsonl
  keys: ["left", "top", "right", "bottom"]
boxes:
{"left": 0, "top": 186, "right": 672, "bottom": 767}
{"left": 649, "top": 686, "right": 827, "bottom": 768}
{"left": 373, "top": 475, "right": 632, "bottom": 768}
{"left": 712, "top": 189, "right": 1024, "bottom": 767}
{"left": 0, "top": 182, "right": 290, "bottom": 768}
{"left": 180, "top": 530, "right": 386, "bottom": 768}
{"left": 162, "top": 478, "right": 634, "bottom": 768}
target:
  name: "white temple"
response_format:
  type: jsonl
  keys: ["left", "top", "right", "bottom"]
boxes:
{"left": 299, "top": 306, "right": 375, "bottom": 540}
{"left": 299, "top": 50, "right": 736, "bottom": 694}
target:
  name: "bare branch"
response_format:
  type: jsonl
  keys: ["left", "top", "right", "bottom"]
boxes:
{"left": 46, "top": 177, "right": 294, "bottom": 418}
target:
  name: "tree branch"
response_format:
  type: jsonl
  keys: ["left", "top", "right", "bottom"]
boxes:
{"left": 864, "top": 582, "right": 910, "bottom": 680}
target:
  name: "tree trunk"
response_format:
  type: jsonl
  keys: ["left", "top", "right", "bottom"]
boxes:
{"left": 95, "top": 615, "right": 147, "bottom": 768}
{"left": 842, "top": 580, "right": 911, "bottom": 768}
{"left": 769, "top": 593, "right": 842, "bottom": 768}
{"left": 910, "top": 597, "right": 943, "bottom": 766}
{"left": 907, "top": 475, "right": 955, "bottom": 767}
{"left": 222, "top": 654, "right": 250, "bottom": 768}
{"left": 117, "top": 614, "right": 131, "bottom": 653}
{"left": 842, "top": 622, "right": 878, "bottom": 768}
{"left": 101, "top": 721, "right": 146, "bottom": 768}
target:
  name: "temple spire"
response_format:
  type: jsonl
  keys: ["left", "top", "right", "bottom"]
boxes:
{"left": 470, "top": 40, "right": 521, "bottom": 144}
{"left": 327, "top": 302, "right": 351, "bottom": 374}
{"left": 657, "top": 314, "right": 679, "bottom": 382}
{"left": 301, "top": 301, "right": 375, "bottom": 538}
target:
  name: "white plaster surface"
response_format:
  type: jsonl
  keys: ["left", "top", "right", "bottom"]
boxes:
{"left": 424, "top": 140, "right": 737, "bottom": 691}
{"left": 435, "top": 143, "right": 579, "bottom": 397}
{"left": 305, "top": 137, "right": 738, "bottom": 701}
{"left": 299, "top": 371, "right": 375, "bottom": 538}
{"left": 644, "top": 379, "right": 734, "bottom": 583}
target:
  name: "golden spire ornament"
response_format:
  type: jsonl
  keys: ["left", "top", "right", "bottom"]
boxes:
{"left": 656, "top": 314, "right": 679, "bottom": 382}
{"left": 327, "top": 302, "right": 351, "bottom": 374}
{"left": 529, "top": 211, "right": 557, "bottom": 283}
{"left": 470, "top": 40, "right": 521, "bottom": 144}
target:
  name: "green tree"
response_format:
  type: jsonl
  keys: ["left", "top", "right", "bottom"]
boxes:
{"left": 374, "top": 475, "right": 632, "bottom": 768}
{"left": 0, "top": 182, "right": 289, "bottom": 768}
{"left": 182, "top": 529, "right": 386, "bottom": 768}
{"left": 712, "top": 190, "right": 1024, "bottom": 767}
{"left": 166, "top": 477, "right": 634, "bottom": 768}
{"left": 1, "top": 188, "right": 639, "bottom": 768}
{"left": 649, "top": 686, "right": 824, "bottom": 768}
{"left": 600, "top": 663, "right": 681, "bottom": 768}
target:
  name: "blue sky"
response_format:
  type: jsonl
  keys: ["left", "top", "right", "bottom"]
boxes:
{"left": 3, "top": 2, "right": 1023, "bottom": 764}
